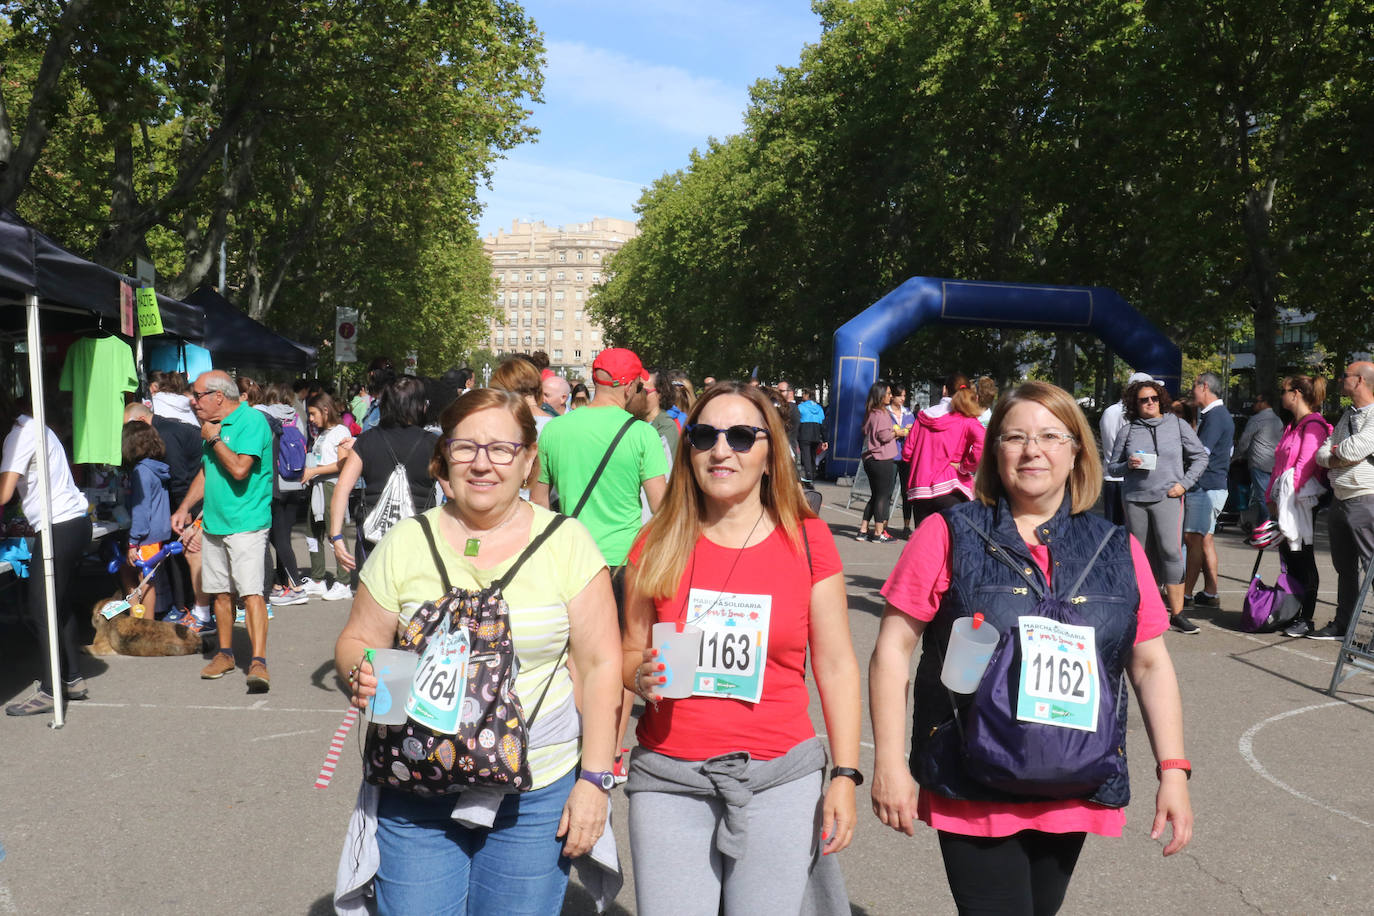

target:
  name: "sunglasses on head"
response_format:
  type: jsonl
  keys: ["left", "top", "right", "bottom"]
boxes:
{"left": 685, "top": 423, "right": 768, "bottom": 452}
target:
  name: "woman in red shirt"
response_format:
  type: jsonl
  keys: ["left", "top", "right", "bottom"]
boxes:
{"left": 622, "top": 381, "right": 862, "bottom": 915}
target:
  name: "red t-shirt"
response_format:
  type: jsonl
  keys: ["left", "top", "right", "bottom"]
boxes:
{"left": 629, "top": 517, "right": 842, "bottom": 760}
{"left": 881, "top": 512, "right": 1169, "bottom": 837}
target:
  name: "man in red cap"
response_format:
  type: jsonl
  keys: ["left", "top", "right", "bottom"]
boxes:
{"left": 533, "top": 347, "right": 669, "bottom": 780}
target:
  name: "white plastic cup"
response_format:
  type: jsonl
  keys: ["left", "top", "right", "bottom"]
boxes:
{"left": 366, "top": 648, "right": 419, "bottom": 725}
{"left": 651, "top": 622, "right": 704, "bottom": 699}
{"left": 941, "top": 615, "right": 999, "bottom": 694}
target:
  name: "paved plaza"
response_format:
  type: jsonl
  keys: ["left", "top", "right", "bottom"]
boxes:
{"left": 1, "top": 481, "right": 1371, "bottom": 915}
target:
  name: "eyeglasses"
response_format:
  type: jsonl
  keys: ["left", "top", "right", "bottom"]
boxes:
{"left": 444, "top": 439, "right": 525, "bottom": 465}
{"left": 189, "top": 388, "right": 219, "bottom": 401}
{"left": 685, "top": 423, "right": 769, "bottom": 452}
{"left": 1136, "top": 395, "right": 1160, "bottom": 404}
{"left": 996, "top": 431, "right": 1077, "bottom": 451}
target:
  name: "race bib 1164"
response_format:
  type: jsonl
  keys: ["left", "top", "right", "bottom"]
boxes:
{"left": 1015, "top": 615, "right": 1099, "bottom": 732}
{"left": 685, "top": 589, "right": 771, "bottom": 704}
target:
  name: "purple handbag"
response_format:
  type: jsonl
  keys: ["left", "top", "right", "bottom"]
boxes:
{"left": 956, "top": 526, "right": 1125, "bottom": 799}
{"left": 1241, "top": 549, "right": 1302, "bottom": 633}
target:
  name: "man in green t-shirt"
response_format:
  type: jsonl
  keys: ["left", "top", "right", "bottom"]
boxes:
{"left": 532, "top": 348, "right": 668, "bottom": 782}
{"left": 171, "top": 371, "right": 276, "bottom": 692}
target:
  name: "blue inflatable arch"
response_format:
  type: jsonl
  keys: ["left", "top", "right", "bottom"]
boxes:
{"left": 826, "top": 277, "right": 1181, "bottom": 479}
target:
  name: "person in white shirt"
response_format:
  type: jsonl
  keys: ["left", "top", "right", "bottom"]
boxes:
{"left": 0, "top": 395, "right": 94, "bottom": 715}
{"left": 1312, "top": 361, "right": 1374, "bottom": 640}
{"left": 1100, "top": 372, "right": 1155, "bottom": 525}
{"left": 920, "top": 372, "right": 970, "bottom": 420}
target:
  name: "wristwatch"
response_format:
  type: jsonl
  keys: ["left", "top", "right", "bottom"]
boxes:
{"left": 207, "top": 436, "right": 222, "bottom": 449}
{"left": 830, "top": 767, "right": 865, "bottom": 786}
{"left": 329, "top": 534, "right": 345, "bottom": 544}
{"left": 579, "top": 769, "right": 616, "bottom": 791}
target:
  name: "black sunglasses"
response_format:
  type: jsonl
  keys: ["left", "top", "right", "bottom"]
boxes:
{"left": 685, "top": 423, "right": 768, "bottom": 452}
{"left": 1137, "top": 395, "right": 1160, "bottom": 404}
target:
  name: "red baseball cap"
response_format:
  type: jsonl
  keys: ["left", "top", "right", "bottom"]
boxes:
{"left": 591, "top": 348, "right": 649, "bottom": 387}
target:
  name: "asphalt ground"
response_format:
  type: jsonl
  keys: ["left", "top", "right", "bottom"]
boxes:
{"left": 1, "top": 481, "right": 1372, "bottom": 915}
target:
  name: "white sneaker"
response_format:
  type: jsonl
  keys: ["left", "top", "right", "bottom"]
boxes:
{"left": 323, "top": 582, "right": 354, "bottom": 601}
{"left": 300, "top": 578, "right": 326, "bottom": 597}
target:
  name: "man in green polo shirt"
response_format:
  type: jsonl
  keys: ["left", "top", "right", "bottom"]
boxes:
{"left": 171, "top": 371, "right": 275, "bottom": 692}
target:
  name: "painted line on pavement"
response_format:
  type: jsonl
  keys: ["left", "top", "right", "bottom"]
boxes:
{"left": 83, "top": 701, "right": 346, "bottom": 713}
{"left": 1238, "top": 697, "right": 1374, "bottom": 829}
{"left": 253, "top": 728, "right": 320, "bottom": 742}
{"left": 0, "top": 878, "right": 16, "bottom": 914}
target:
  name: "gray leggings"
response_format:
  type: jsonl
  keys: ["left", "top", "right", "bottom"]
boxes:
{"left": 628, "top": 767, "right": 822, "bottom": 916}
{"left": 1124, "top": 497, "right": 1185, "bottom": 585}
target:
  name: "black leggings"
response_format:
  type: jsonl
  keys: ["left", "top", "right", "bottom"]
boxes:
{"left": 799, "top": 440, "right": 821, "bottom": 480}
{"left": 1279, "top": 540, "right": 1320, "bottom": 622}
{"left": 895, "top": 458, "right": 914, "bottom": 527}
{"left": 912, "top": 491, "right": 970, "bottom": 530}
{"left": 267, "top": 491, "right": 304, "bottom": 588}
{"left": 26, "top": 515, "right": 93, "bottom": 692}
{"left": 862, "top": 457, "right": 897, "bottom": 526}
{"left": 938, "top": 830, "right": 1085, "bottom": 916}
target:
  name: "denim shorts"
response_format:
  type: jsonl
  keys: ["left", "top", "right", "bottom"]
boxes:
{"left": 1183, "top": 488, "right": 1228, "bottom": 534}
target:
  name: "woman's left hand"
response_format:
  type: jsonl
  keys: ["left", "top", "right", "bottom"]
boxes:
{"left": 557, "top": 778, "right": 608, "bottom": 858}
{"left": 819, "top": 775, "right": 857, "bottom": 855}
{"left": 1153, "top": 773, "right": 1193, "bottom": 856}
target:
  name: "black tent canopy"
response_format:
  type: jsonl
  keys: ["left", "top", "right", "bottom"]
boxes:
{"left": 185, "top": 287, "right": 316, "bottom": 372}
{"left": 0, "top": 210, "right": 203, "bottom": 339}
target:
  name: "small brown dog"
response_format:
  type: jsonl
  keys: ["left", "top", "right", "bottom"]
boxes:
{"left": 84, "top": 597, "right": 204, "bottom": 657}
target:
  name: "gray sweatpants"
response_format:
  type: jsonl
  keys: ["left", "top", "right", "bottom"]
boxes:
{"left": 1125, "top": 497, "right": 1185, "bottom": 585}
{"left": 628, "top": 767, "right": 822, "bottom": 916}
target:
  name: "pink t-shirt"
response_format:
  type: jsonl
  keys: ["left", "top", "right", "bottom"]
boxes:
{"left": 881, "top": 513, "right": 1169, "bottom": 838}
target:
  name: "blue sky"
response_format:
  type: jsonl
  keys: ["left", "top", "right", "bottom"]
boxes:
{"left": 477, "top": 0, "right": 823, "bottom": 237}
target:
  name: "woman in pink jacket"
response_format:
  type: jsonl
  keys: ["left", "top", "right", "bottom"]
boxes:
{"left": 1265, "top": 375, "right": 1332, "bottom": 638}
{"left": 902, "top": 386, "right": 986, "bottom": 528}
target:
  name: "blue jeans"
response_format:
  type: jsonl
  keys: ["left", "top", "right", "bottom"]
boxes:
{"left": 375, "top": 769, "right": 575, "bottom": 916}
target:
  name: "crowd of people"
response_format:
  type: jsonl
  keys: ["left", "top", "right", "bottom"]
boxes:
{"left": 9, "top": 343, "right": 1374, "bottom": 915}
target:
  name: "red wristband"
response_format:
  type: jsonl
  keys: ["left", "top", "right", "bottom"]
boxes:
{"left": 1156, "top": 758, "right": 1191, "bottom": 780}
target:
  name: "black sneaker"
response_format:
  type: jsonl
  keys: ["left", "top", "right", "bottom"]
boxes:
{"left": 1307, "top": 623, "right": 1344, "bottom": 641}
{"left": 1281, "top": 619, "right": 1312, "bottom": 639}
{"left": 1192, "top": 592, "right": 1220, "bottom": 608}
{"left": 1169, "top": 613, "right": 1200, "bottom": 635}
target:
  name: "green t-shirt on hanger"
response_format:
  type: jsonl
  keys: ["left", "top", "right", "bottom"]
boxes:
{"left": 59, "top": 336, "right": 138, "bottom": 466}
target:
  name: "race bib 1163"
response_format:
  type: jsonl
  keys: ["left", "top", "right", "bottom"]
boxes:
{"left": 685, "top": 589, "right": 771, "bottom": 704}
{"left": 1015, "top": 615, "right": 1099, "bottom": 732}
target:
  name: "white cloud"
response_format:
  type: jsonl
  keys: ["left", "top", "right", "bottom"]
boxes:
{"left": 478, "top": 158, "right": 646, "bottom": 236}
{"left": 545, "top": 40, "right": 747, "bottom": 140}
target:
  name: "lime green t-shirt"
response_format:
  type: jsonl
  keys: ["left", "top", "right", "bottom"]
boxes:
{"left": 58, "top": 336, "right": 137, "bottom": 465}
{"left": 201, "top": 402, "right": 273, "bottom": 534}
{"left": 537, "top": 406, "right": 669, "bottom": 565}
{"left": 359, "top": 504, "right": 606, "bottom": 789}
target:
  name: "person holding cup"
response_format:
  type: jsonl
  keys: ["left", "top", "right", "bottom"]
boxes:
{"left": 622, "top": 381, "right": 862, "bottom": 915}
{"left": 869, "top": 381, "right": 1192, "bottom": 915}
{"left": 333, "top": 388, "right": 621, "bottom": 915}
{"left": 1107, "top": 379, "right": 1209, "bottom": 633}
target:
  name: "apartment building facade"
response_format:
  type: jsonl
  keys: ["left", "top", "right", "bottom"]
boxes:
{"left": 482, "top": 217, "right": 639, "bottom": 379}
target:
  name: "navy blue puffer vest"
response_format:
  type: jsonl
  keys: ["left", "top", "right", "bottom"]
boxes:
{"left": 908, "top": 496, "right": 1139, "bottom": 808}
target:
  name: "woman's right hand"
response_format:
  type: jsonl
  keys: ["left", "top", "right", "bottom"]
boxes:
{"left": 633, "top": 646, "right": 666, "bottom": 703}
{"left": 333, "top": 537, "right": 358, "bottom": 571}
{"left": 870, "top": 761, "right": 919, "bottom": 837}
{"left": 349, "top": 660, "right": 376, "bottom": 710}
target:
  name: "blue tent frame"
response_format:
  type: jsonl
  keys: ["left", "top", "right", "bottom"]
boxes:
{"left": 826, "top": 277, "right": 1180, "bottom": 479}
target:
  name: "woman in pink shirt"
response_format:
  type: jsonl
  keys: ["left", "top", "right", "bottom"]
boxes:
{"left": 869, "top": 381, "right": 1192, "bottom": 915}
{"left": 1266, "top": 375, "right": 1333, "bottom": 638}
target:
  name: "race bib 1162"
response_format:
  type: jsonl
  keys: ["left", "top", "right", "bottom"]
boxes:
{"left": 1015, "top": 615, "right": 1099, "bottom": 732}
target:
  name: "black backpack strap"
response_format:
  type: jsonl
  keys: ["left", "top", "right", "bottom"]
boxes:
{"left": 416, "top": 513, "right": 453, "bottom": 593}
{"left": 568, "top": 416, "right": 638, "bottom": 519}
{"left": 525, "top": 639, "right": 570, "bottom": 729}
{"left": 959, "top": 516, "right": 1045, "bottom": 598}
{"left": 1066, "top": 525, "right": 1120, "bottom": 596}
{"left": 493, "top": 514, "right": 568, "bottom": 591}
{"left": 802, "top": 522, "right": 812, "bottom": 575}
